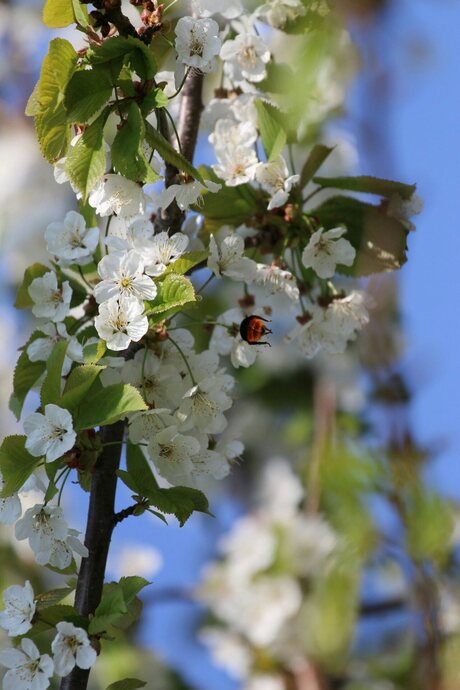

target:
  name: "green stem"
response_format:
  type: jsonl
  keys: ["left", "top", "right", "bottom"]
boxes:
{"left": 57, "top": 468, "right": 72, "bottom": 507}
{"left": 167, "top": 334, "right": 197, "bottom": 385}
{"left": 196, "top": 273, "right": 215, "bottom": 294}
{"left": 168, "top": 67, "right": 191, "bottom": 100}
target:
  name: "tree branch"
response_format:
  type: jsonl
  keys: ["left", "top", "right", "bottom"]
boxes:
{"left": 59, "top": 421, "right": 125, "bottom": 690}
{"left": 155, "top": 69, "right": 204, "bottom": 234}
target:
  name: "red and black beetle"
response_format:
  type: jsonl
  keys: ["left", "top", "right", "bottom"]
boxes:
{"left": 239, "top": 315, "right": 272, "bottom": 347}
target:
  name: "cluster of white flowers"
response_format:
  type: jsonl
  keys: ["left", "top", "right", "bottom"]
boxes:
{"left": 0, "top": 581, "right": 96, "bottom": 689}
{"left": 196, "top": 461, "right": 339, "bottom": 688}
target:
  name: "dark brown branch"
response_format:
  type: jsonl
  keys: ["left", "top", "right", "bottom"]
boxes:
{"left": 154, "top": 69, "right": 204, "bottom": 235}
{"left": 59, "top": 421, "right": 124, "bottom": 690}
{"left": 112, "top": 503, "right": 138, "bottom": 526}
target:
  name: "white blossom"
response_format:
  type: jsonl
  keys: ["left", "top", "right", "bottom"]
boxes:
{"left": 94, "top": 250, "right": 157, "bottom": 304}
{"left": 27, "top": 323, "right": 83, "bottom": 376}
{"left": 301, "top": 226, "right": 356, "bottom": 278}
{"left": 41, "top": 530, "right": 88, "bottom": 570}
{"left": 24, "top": 404, "right": 76, "bottom": 462}
{"left": 155, "top": 179, "right": 221, "bottom": 213}
{"left": 256, "top": 0, "right": 306, "bottom": 28}
{"left": 89, "top": 174, "right": 147, "bottom": 217}
{"left": 199, "top": 628, "right": 251, "bottom": 679}
{"left": 45, "top": 211, "right": 99, "bottom": 266}
{"left": 0, "top": 638, "right": 53, "bottom": 690}
{"left": 175, "top": 17, "right": 221, "bottom": 73}
{"left": 28, "top": 272, "right": 72, "bottom": 322}
{"left": 208, "top": 234, "right": 256, "bottom": 282}
{"left": 15, "top": 504, "right": 69, "bottom": 565}
{"left": 213, "top": 145, "right": 260, "bottom": 186}
{"left": 0, "top": 470, "right": 22, "bottom": 525}
{"left": 177, "top": 376, "right": 233, "bottom": 434}
{"left": 0, "top": 581, "right": 36, "bottom": 637}
{"left": 51, "top": 622, "right": 97, "bottom": 677}
{"left": 122, "top": 349, "right": 185, "bottom": 408}
{"left": 253, "top": 263, "right": 300, "bottom": 302}
{"left": 220, "top": 33, "right": 270, "bottom": 85}
{"left": 192, "top": 0, "right": 244, "bottom": 19}
{"left": 255, "top": 156, "right": 300, "bottom": 210}
{"left": 128, "top": 409, "right": 175, "bottom": 444}
{"left": 210, "top": 119, "right": 258, "bottom": 150}
{"left": 244, "top": 675, "right": 286, "bottom": 690}
{"left": 142, "top": 231, "right": 189, "bottom": 277}
{"left": 148, "top": 425, "right": 201, "bottom": 486}
{"left": 94, "top": 296, "right": 148, "bottom": 351}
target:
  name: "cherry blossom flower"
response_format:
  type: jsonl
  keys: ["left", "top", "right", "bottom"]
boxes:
{"left": 15, "top": 504, "right": 69, "bottom": 565}
{"left": 51, "top": 622, "right": 97, "bottom": 677}
{"left": 148, "top": 425, "right": 201, "bottom": 485}
{"left": 256, "top": 0, "right": 306, "bottom": 27}
{"left": 220, "top": 33, "right": 270, "bottom": 84}
{"left": 177, "top": 376, "right": 233, "bottom": 434}
{"left": 0, "top": 638, "right": 53, "bottom": 690}
{"left": 253, "top": 263, "right": 300, "bottom": 302}
{"left": 94, "top": 296, "right": 148, "bottom": 351}
{"left": 24, "top": 404, "right": 76, "bottom": 462}
{"left": 45, "top": 211, "right": 99, "bottom": 266}
{"left": 255, "top": 156, "right": 300, "bottom": 210}
{"left": 301, "top": 226, "right": 356, "bottom": 278}
{"left": 89, "top": 174, "right": 147, "bottom": 217}
{"left": 192, "top": 0, "right": 244, "bottom": 19}
{"left": 28, "top": 271, "right": 72, "bottom": 322}
{"left": 208, "top": 234, "right": 257, "bottom": 282}
{"left": 175, "top": 17, "right": 221, "bottom": 72}
{"left": 27, "top": 323, "right": 83, "bottom": 376}
{"left": 210, "top": 119, "right": 258, "bottom": 150}
{"left": 244, "top": 675, "right": 286, "bottom": 690}
{"left": 0, "top": 470, "right": 22, "bottom": 524}
{"left": 0, "top": 581, "right": 36, "bottom": 637}
{"left": 94, "top": 250, "right": 157, "bottom": 304}
{"left": 213, "top": 145, "right": 260, "bottom": 186}
{"left": 122, "top": 349, "right": 185, "bottom": 408}
{"left": 142, "top": 231, "right": 189, "bottom": 277}
{"left": 155, "top": 179, "right": 221, "bottom": 212}
{"left": 37, "top": 530, "right": 88, "bottom": 570}
{"left": 199, "top": 628, "right": 251, "bottom": 679}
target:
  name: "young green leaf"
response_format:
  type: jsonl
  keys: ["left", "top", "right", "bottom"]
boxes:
{"left": 43, "top": 0, "right": 74, "bottom": 28}
{"left": 164, "top": 250, "right": 208, "bottom": 276}
{"left": 255, "top": 100, "right": 287, "bottom": 161}
{"left": 74, "top": 383, "right": 147, "bottom": 430}
{"left": 90, "top": 36, "right": 156, "bottom": 80}
{"left": 147, "top": 273, "right": 196, "bottom": 315}
{"left": 126, "top": 442, "right": 159, "bottom": 496}
{"left": 35, "top": 587, "right": 75, "bottom": 610}
{"left": 112, "top": 103, "right": 159, "bottom": 183}
{"left": 41, "top": 340, "right": 69, "bottom": 407}
{"left": 65, "top": 109, "right": 109, "bottom": 200}
{"left": 144, "top": 122, "right": 204, "bottom": 183}
{"left": 60, "top": 365, "right": 104, "bottom": 411}
{"left": 11, "top": 331, "right": 48, "bottom": 419}
{"left": 0, "top": 436, "right": 42, "bottom": 497}
{"left": 300, "top": 144, "right": 334, "bottom": 188}
{"left": 146, "top": 486, "right": 212, "bottom": 527}
{"left": 106, "top": 680, "right": 147, "bottom": 690}
{"left": 65, "top": 69, "right": 114, "bottom": 124}
{"left": 312, "top": 175, "right": 417, "bottom": 200}
{"left": 197, "top": 167, "right": 260, "bottom": 231}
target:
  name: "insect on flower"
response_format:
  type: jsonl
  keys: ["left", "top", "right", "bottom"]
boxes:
{"left": 239, "top": 315, "right": 272, "bottom": 347}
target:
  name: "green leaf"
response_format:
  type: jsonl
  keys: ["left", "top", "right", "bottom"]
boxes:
{"left": 60, "top": 365, "right": 104, "bottom": 410}
{"left": 83, "top": 339, "right": 106, "bottom": 365}
{"left": 118, "top": 576, "right": 150, "bottom": 604}
{"left": 255, "top": 100, "right": 287, "bottom": 161}
{"left": 11, "top": 332, "right": 48, "bottom": 419}
{"left": 312, "top": 195, "right": 409, "bottom": 276}
{"left": 146, "top": 486, "right": 211, "bottom": 527}
{"left": 34, "top": 604, "right": 87, "bottom": 631}
{"left": 300, "top": 144, "right": 334, "bottom": 188}
{"left": 106, "top": 679, "right": 147, "bottom": 690}
{"left": 43, "top": 0, "right": 74, "bottom": 28}
{"left": 89, "top": 587, "right": 128, "bottom": 634}
{"left": 406, "top": 487, "right": 454, "bottom": 565}
{"left": 15, "top": 263, "right": 49, "bottom": 309}
{"left": 259, "top": 61, "right": 295, "bottom": 94}
{"left": 35, "top": 587, "right": 75, "bottom": 609}
{"left": 197, "top": 167, "right": 260, "bottom": 231}
{"left": 65, "top": 109, "right": 109, "bottom": 200}
{"left": 312, "top": 175, "right": 416, "bottom": 200}
{"left": 41, "top": 340, "right": 69, "bottom": 407}
{"left": 0, "top": 436, "right": 42, "bottom": 497}
{"left": 140, "top": 87, "right": 168, "bottom": 116}
{"left": 112, "top": 103, "right": 158, "bottom": 183}
{"left": 145, "top": 121, "right": 204, "bottom": 183}
{"left": 65, "top": 69, "right": 113, "bottom": 124}
{"left": 165, "top": 250, "right": 208, "bottom": 276}
{"left": 74, "top": 383, "right": 147, "bottom": 430}
{"left": 72, "top": 0, "right": 89, "bottom": 27}
{"left": 91, "top": 36, "right": 156, "bottom": 80}
{"left": 125, "top": 442, "right": 159, "bottom": 496}
{"left": 147, "top": 273, "right": 196, "bottom": 316}
{"left": 31, "top": 39, "right": 78, "bottom": 162}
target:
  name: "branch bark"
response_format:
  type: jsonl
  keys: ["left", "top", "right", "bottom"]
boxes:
{"left": 59, "top": 36, "right": 205, "bottom": 690}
